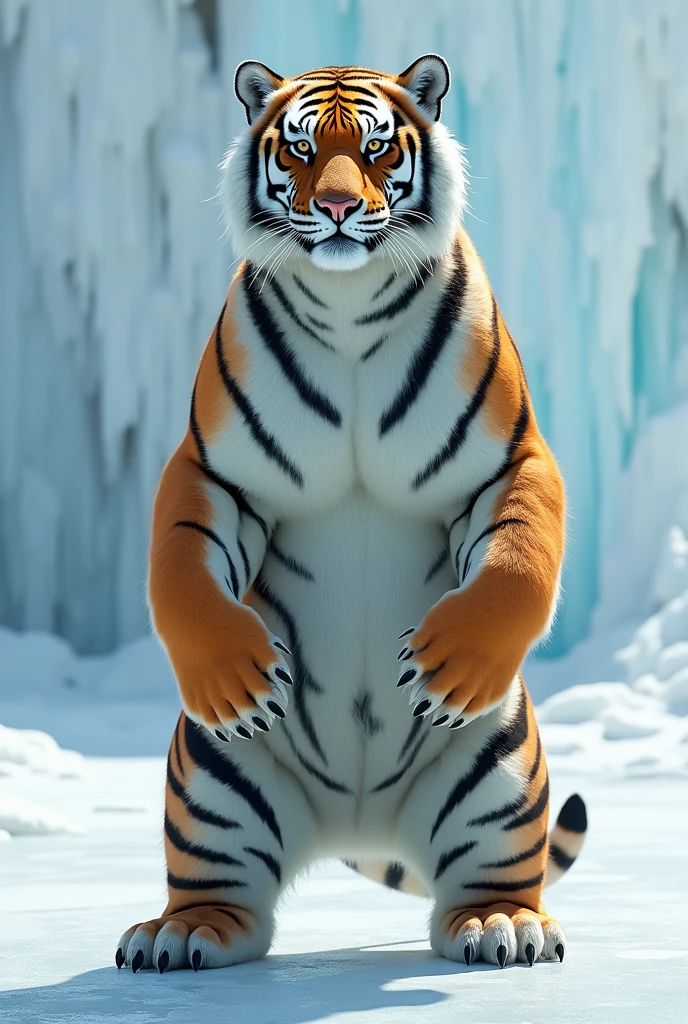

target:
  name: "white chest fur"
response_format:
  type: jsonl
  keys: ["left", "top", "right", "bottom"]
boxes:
{"left": 205, "top": 258, "right": 504, "bottom": 522}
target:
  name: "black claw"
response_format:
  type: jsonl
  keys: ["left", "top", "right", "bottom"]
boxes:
{"left": 266, "top": 700, "right": 285, "bottom": 718}
{"left": 432, "top": 714, "right": 450, "bottom": 727}
{"left": 398, "top": 627, "right": 415, "bottom": 640}
{"left": 397, "top": 668, "right": 416, "bottom": 687}
{"left": 131, "top": 949, "right": 144, "bottom": 974}
{"left": 463, "top": 943, "right": 472, "bottom": 966}
{"left": 235, "top": 725, "right": 253, "bottom": 740}
{"left": 449, "top": 717, "right": 465, "bottom": 730}
{"left": 274, "top": 641, "right": 292, "bottom": 656}
{"left": 157, "top": 950, "right": 170, "bottom": 974}
{"left": 397, "top": 647, "right": 409, "bottom": 661}
{"left": 555, "top": 942, "right": 565, "bottom": 963}
{"left": 252, "top": 716, "right": 270, "bottom": 732}
{"left": 413, "top": 699, "right": 432, "bottom": 718}
{"left": 191, "top": 949, "right": 202, "bottom": 972}
{"left": 215, "top": 729, "right": 229, "bottom": 742}
{"left": 525, "top": 942, "right": 535, "bottom": 967}
{"left": 115, "top": 947, "right": 124, "bottom": 969}
{"left": 275, "top": 667, "right": 293, "bottom": 686}
{"left": 496, "top": 944, "right": 507, "bottom": 968}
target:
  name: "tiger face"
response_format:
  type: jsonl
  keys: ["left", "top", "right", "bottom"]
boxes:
{"left": 222, "top": 56, "right": 466, "bottom": 273}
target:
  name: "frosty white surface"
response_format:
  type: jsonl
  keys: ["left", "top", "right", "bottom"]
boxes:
{"left": 1, "top": 1, "right": 688, "bottom": 657}
{"left": 0, "top": 758, "right": 686, "bottom": 1022}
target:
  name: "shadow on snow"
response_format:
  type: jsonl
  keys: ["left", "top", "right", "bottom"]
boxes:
{"left": 0, "top": 942, "right": 524, "bottom": 1023}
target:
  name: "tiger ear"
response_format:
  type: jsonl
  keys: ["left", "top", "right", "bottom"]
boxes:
{"left": 397, "top": 54, "right": 450, "bottom": 122}
{"left": 235, "top": 61, "right": 285, "bottom": 125}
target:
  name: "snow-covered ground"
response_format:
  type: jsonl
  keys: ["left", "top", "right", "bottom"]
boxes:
{"left": 0, "top": 757, "right": 686, "bottom": 1024}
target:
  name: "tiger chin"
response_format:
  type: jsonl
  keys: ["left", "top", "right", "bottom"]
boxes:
{"left": 116, "top": 55, "right": 587, "bottom": 975}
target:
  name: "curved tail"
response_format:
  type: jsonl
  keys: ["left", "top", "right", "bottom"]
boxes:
{"left": 344, "top": 793, "right": 587, "bottom": 897}
{"left": 543, "top": 792, "right": 587, "bottom": 887}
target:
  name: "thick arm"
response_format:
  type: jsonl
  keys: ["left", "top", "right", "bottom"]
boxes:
{"left": 448, "top": 438, "right": 565, "bottom": 665}
{"left": 148, "top": 313, "right": 290, "bottom": 736}
{"left": 398, "top": 288, "right": 565, "bottom": 725}
{"left": 149, "top": 432, "right": 271, "bottom": 649}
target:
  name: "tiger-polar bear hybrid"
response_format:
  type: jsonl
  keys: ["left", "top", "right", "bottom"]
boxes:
{"left": 116, "top": 54, "right": 587, "bottom": 974}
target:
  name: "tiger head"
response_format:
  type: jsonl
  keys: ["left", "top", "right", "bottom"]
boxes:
{"left": 222, "top": 56, "right": 466, "bottom": 274}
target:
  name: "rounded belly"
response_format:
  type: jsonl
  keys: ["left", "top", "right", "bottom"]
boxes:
{"left": 246, "top": 492, "right": 457, "bottom": 831}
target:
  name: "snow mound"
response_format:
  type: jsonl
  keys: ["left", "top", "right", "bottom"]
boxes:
{"left": 536, "top": 525, "right": 688, "bottom": 776}
{"left": 537, "top": 682, "right": 655, "bottom": 725}
{"left": 0, "top": 723, "right": 83, "bottom": 778}
{"left": 0, "top": 794, "right": 83, "bottom": 837}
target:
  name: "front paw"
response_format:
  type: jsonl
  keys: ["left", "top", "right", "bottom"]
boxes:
{"left": 171, "top": 604, "right": 292, "bottom": 741}
{"left": 396, "top": 592, "right": 524, "bottom": 729}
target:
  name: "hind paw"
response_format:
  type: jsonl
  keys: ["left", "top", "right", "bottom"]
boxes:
{"left": 434, "top": 902, "right": 566, "bottom": 967}
{"left": 116, "top": 904, "right": 268, "bottom": 972}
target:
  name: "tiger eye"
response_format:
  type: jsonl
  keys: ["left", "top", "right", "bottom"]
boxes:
{"left": 367, "top": 139, "right": 382, "bottom": 152}
{"left": 296, "top": 140, "right": 311, "bottom": 153}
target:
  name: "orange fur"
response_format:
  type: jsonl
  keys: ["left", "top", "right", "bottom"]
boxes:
{"left": 131, "top": 904, "right": 252, "bottom": 946}
{"left": 148, "top": 308, "right": 278, "bottom": 727}
{"left": 444, "top": 902, "right": 551, "bottom": 942}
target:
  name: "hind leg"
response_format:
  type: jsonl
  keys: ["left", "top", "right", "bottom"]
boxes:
{"left": 397, "top": 684, "right": 566, "bottom": 967}
{"left": 116, "top": 714, "right": 318, "bottom": 972}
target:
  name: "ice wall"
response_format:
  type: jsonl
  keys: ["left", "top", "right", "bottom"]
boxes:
{"left": 1, "top": 0, "right": 687, "bottom": 654}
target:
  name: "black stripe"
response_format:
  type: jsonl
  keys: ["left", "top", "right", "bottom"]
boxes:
{"left": 243, "top": 275, "right": 341, "bottom": 423}
{"left": 424, "top": 544, "right": 449, "bottom": 584}
{"left": 214, "top": 303, "right": 304, "bottom": 487}
{"left": 268, "top": 538, "right": 315, "bottom": 581}
{"left": 434, "top": 840, "right": 477, "bottom": 880}
{"left": 360, "top": 334, "right": 388, "bottom": 361}
{"left": 168, "top": 899, "right": 247, "bottom": 917}
{"left": 529, "top": 732, "right": 542, "bottom": 783}
{"left": 504, "top": 775, "right": 549, "bottom": 832}
{"left": 184, "top": 717, "right": 283, "bottom": 848}
{"left": 379, "top": 241, "right": 466, "bottom": 436}
{"left": 448, "top": 390, "right": 531, "bottom": 531}
{"left": 371, "top": 730, "right": 428, "bottom": 793}
{"left": 463, "top": 871, "right": 544, "bottom": 894}
{"left": 430, "top": 687, "right": 528, "bottom": 842}
{"left": 397, "top": 717, "right": 424, "bottom": 762}
{"left": 212, "top": 907, "right": 248, "bottom": 930}
{"left": 253, "top": 574, "right": 327, "bottom": 765}
{"left": 167, "top": 752, "right": 243, "bottom": 831}
{"left": 466, "top": 793, "right": 527, "bottom": 828}
{"left": 480, "top": 831, "right": 547, "bottom": 869}
{"left": 454, "top": 540, "right": 464, "bottom": 580}
{"left": 237, "top": 537, "right": 251, "bottom": 588}
{"left": 175, "top": 520, "right": 239, "bottom": 598}
{"left": 268, "top": 277, "right": 335, "bottom": 351}
{"left": 548, "top": 843, "right": 575, "bottom": 872}
{"left": 555, "top": 793, "right": 587, "bottom": 833}
{"left": 384, "top": 862, "right": 406, "bottom": 889}
{"left": 167, "top": 872, "right": 247, "bottom": 891}
{"left": 371, "top": 272, "right": 397, "bottom": 301}
{"left": 189, "top": 384, "right": 269, "bottom": 538}
{"left": 306, "top": 314, "right": 333, "bottom": 332}
{"left": 173, "top": 718, "right": 184, "bottom": 777}
{"left": 460, "top": 517, "right": 528, "bottom": 585}
{"left": 281, "top": 724, "right": 351, "bottom": 793}
{"left": 293, "top": 273, "right": 328, "bottom": 308}
{"left": 355, "top": 260, "right": 435, "bottom": 326}
{"left": 164, "top": 813, "right": 245, "bottom": 868}
{"left": 244, "top": 845, "right": 282, "bottom": 883}
{"left": 412, "top": 295, "right": 501, "bottom": 490}
{"left": 352, "top": 691, "right": 383, "bottom": 737}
